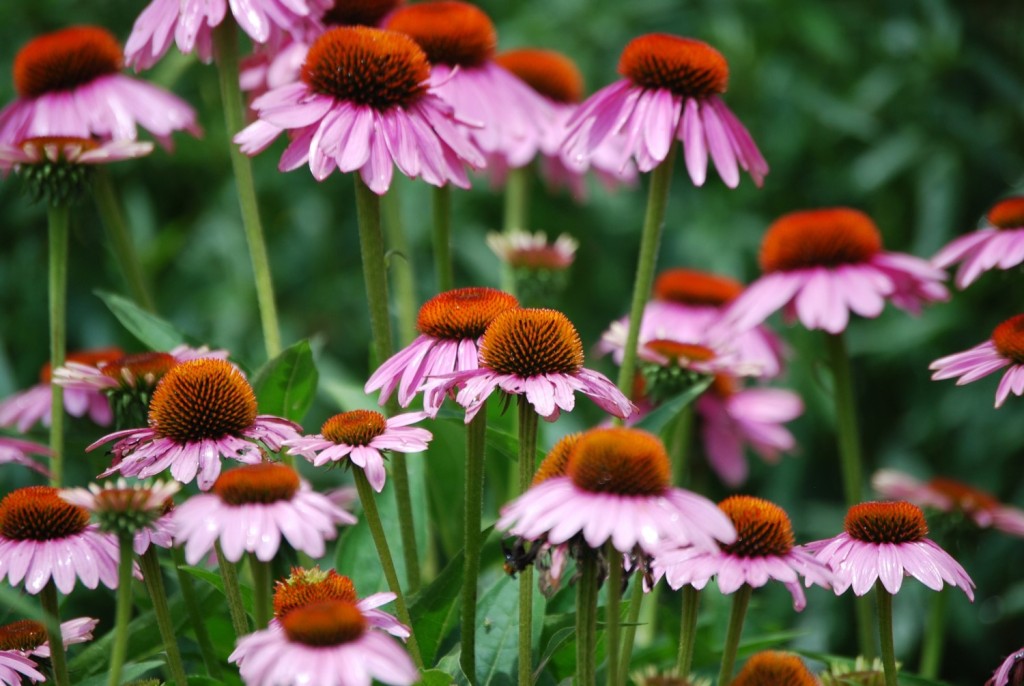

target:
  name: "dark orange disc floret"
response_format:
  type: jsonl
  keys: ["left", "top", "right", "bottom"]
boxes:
{"left": 14, "top": 26, "right": 123, "bottom": 98}
{"left": 731, "top": 651, "right": 818, "bottom": 686}
{"left": 147, "top": 359, "right": 257, "bottom": 443}
{"left": 479, "top": 308, "right": 584, "bottom": 377}
{"left": 992, "top": 315, "right": 1024, "bottom": 365}
{"left": 0, "top": 619, "right": 48, "bottom": 652}
{"left": 532, "top": 433, "right": 581, "bottom": 485}
{"left": 644, "top": 340, "right": 716, "bottom": 364}
{"left": 274, "top": 567, "right": 358, "bottom": 618}
{"left": 566, "top": 427, "right": 670, "bottom": 496}
{"left": 212, "top": 463, "right": 300, "bottom": 506}
{"left": 0, "top": 486, "right": 90, "bottom": 541}
{"left": 495, "top": 49, "right": 584, "bottom": 104}
{"left": 718, "top": 495, "right": 795, "bottom": 557}
{"left": 417, "top": 287, "right": 519, "bottom": 340}
{"left": 845, "top": 501, "right": 928, "bottom": 544}
{"left": 710, "top": 373, "right": 737, "bottom": 398}
{"left": 927, "top": 477, "right": 999, "bottom": 514}
{"left": 302, "top": 26, "right": 429, "bottom": 109}
{"left": 618, "top": 34, "right": 728, "bottom": 98}
{"left": 321, "top": 410, "right": 388, "bottom": 446}
{"left": 988, "top": 197, "right": 1024, "bottom": 230}
{"left": 322, "top": 0, "right": 404, "bottom": 27}
{"left": 759, "top": 208, "right": 883, "bottom": 274}
{"left": 654, "top": 268, "right": 743, "bottom": 306}
{"left": 39, "top": 346, "right": 124, "bottom": 383}
{"left": 101, "top": 352, "right": 177, "bottom": 386}
{"left": 385, "top": 1, "right": 497, "bottom": 68}
{"left": 281, "top": 600, "right": 367, "bottom": 646}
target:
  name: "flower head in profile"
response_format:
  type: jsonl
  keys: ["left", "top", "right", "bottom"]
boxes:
{"left": 174, "top": 463, "right": 356, "bottom": 564}
{"left": 365, "top": 287, "right": 519, "bottom": 411}
{"left": 988, "top": 648, "right": 1024, "bottom": 686}
{"left": 487, "top": 231, "right": 578, "bottom": 273}
{"left": 430, "top": 308, "right": 635, "bottom": 422}
{"left": 564, "top": 33, "right": 768, "bottom": 187}
{"left": 933, "top": 197, "right": 1024, "bottom": 289}
{"left": 60, "top": 479, "right": 179, "bottom": 554}
{"left": 731, "top": 651, "right": 819, "bottom": 686}
{"left": 88, "top": 358, "right": 302, "bottom": 490}
{"left": 724, "top": 208, "right": 949, "bottom": 334}
{"left": 0, "top": 137, "right": 154, "bottom": 192}
{"left": 235, "top": 26, "right": 485, "bottom": 194}
{"left": 285, "top": 410, "right": 432, "bottom": 492}
{"left": 0, "top": 437, "right": 51, "bottom": 478}
{"left": 803, "top": 501, "right": 975, "bottom": 599}
{"left": 930, "top": 314, "right": 1024, "bottom": 408}
{"left": 819, "top": 656, "right": 889, "bottom": 686}
{"left": 0, "top": 616, "right": 98, "bottom": 683}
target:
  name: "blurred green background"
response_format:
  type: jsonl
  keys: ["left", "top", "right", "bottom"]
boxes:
{"left": 1, "top": 0, "right": 1023, "bottom": 683}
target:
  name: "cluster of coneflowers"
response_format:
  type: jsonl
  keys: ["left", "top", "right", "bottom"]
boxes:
{"left": 0, "top": 0, "right": 1021, "bottom": 685}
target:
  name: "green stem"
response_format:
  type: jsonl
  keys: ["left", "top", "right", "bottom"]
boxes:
{"left": 250, "top": 554, "right": 273, "bottom": 629}
{"left": 93, "top": 169, "right": 155, "bottom": 312}
{"left": 876, "top": 584, "right": 899, "bottom": 686}
{"left": 381, "top": 188, "right": 418, "bottom": 345}
{"left": 675, "top": 586, "right": 701, "bottom": 676}
{"left": 140, "top": 547, "right": 189, "bottom": 686}
{"left": 353, "top": 469, "right": 424, "bottom": 669}
{"left": 107, "top": 535, "right": 135, "bottom": 686}
{"left": 918, "top": 588, "right": 947, "bottom": 679}
{"left": 518, "top": 398, "right": 540, "bottom": 686}
{"left": 614, "top": 147, "right": 677, "bottom": 402}
{"left": 213, "top": 20, "right": 282, "bottom": 360}
{"left": 432, "top": 184, "right": 454, "bottom": 292}
{"left": 461, "top": 409, "right": 487, "bottom": 683}
{"left": 171, "top": 547, "right": 222, "bottom": 677}
{"left": 501, "top": 165, "right": 531, "bottom": 295}
{"left": 605, "top": 541, "right": 622, "bottom": 686}
{"left": 215, "top": 543, "right": 250, "bottom": 638}
{"left": 717, "top": 584, "right": 753, "bottom": 686}
{"left": 669, "top": 404, "right": 694, "bottom": 488}
{"left": 47, "top": 203, "right": 68, "bottom": 488}
{"left": 616, "top": 579, "right": 644, "bottom": 685}
{"left": 39, "top": 582, "right": 70, "bottom": 686}
{"left": 576, "top": 552, "right": 599, "bottom": 686}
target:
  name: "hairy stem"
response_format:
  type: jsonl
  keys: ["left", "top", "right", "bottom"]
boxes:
{"left": 717, "top": 584, "right": 752, "bottom": 686}
{"left": 215, "top": 542, "right": 250, "bottom": 638}
{"left": 107, "top": 535, "right": 135, "bottom": 686}
{"left": 461, "top": 409, "right": 487, "bottom": 683}
{"left": 518, "top": 398, "right": 540, "bottom": 686}
{"left": 140, "top": 547, "right": 189, "bottom": 685}
{"left": 877, "top": 584, "right": 899, "bottom": 686}
{"left": 47, "top": 203, "right": 68, "bottom": 488}
{"left": 39, "top": 582, "right": 70, "bottom": 686}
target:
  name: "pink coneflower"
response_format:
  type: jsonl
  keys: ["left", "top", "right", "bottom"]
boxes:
{"left": 724, "top": 208, "right": 949, "bottom": 335}
{"left": 60, "top": 478, "right": 180, "bottom": 554}
{"left": 498, "top": 427, "right": 736, "bottom": 554}
{"left": 0, "top": 616, "right": 99, "bottom": 659}
{"left": 0, "top": 27, "right": 199, "bottom": 147}
{"left": 235, "top": 26, "right": 485, "bottom": 193}
{"left": 173, "top": 463, "right": 356, "bottom": 564}
{"left": 0, "top": 136, "right": 153, "bottom": 175}
{"left": 429, "top": 308, "right": 635, "bottom": 422}
{"left": 0, "top": 437, "right": 51, "bottom": 477}
{"left": 804, "top": 501, "right": 975, "bottom": 599}
{"left": 0, "top": 650, "right": 44, "bottom": 684}
{"left": 54, "top": 345, "right": 228, "bottom": 393}
{"left": 872, "top": 469, "right": 1024, "bottom": 537}
{"left": 988, "top": 648, "right": 1024, "bottom": 686}
{"left": 88, "top": 358, "right": 302, "bottom": 490}
{"left": 285, "top": 410, "right": 431, "bottom": 492}
{"left": 0, "top": 486, "right": 120, "bottom": 594}
{"left": 930, "top": 314, "right": 1024, "bottom": 408}
{"left": 564, "top": 33, "right": 768, "bottom": 187}
{"left": 0, "top": 347, "right": 122, "bottom": 432}
{"left": 732, "top": 651, "right": 819, "bottom": 686}
{"left": 486, "top": 231, "right": 578, "bottom": 272}
{"left": 365, "top": 287, "right": 519, "bottom": 411}
{"left": 933, "top": 197, "right": 1024, "bottom": 289}
{"left": 654, "top": 496, "right": 831, "bottom": 610}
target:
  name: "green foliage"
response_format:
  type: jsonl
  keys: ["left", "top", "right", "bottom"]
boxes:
{"left": 251, "top": 338, "right": 318, "bottom": 423}
{"left": 97, "top": 290, "right": 185, "bottom": 351}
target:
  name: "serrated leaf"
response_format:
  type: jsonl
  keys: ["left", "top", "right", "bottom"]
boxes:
{"left": 408, "top": 547, "right": 465, "bottom": 666}
{"left": 251, "top": 339, "right": 318, "bottom": 423}
{"left": 633, "top": 377, "right": 713, "bottom": 435}
{"left": 96, "top": 290, "right": 185, "bottom": 350}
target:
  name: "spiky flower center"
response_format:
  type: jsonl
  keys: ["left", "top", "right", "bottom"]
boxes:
{"left": 532, "top": 433, "right": 581, "bottom": 485}
{"left": 281, "top": 600, "right": 367, "bottom": 646}
{"left": 322, "top": 0, "right": 404, "bottom": 27}
{"left": 0, "top": 486, "right": 89, "bottom": 541}
{"left": 495, "top": 49, "right": 583, "bottom": 104}
{"left": 988, "top": 197, "right": 1024, "bottom": 230}
{"left": 719, "top": 496, "right": 795, "bottom": 557}
{"left": 759, "top": 208, "right": 883, "bottom": 273}
{"left": 321, "top": 410, "right": 387, "bottom": 446}
{"left": 927, "top": 477, "right": 999, "bottom": 514}
{"left": 14, "top": 26, "right": 122, "bottom": 98}
{"left": 212, "top": 463, "right": 300, "bottom": 506}
{"left": 274, "top": 567, "right": 358, "bottom": 618}
{"left": 385, "top": 1, "right": 497, "bottom": 67}
{"left": 147, "top": 359, "right": 257, "bottom": 442}
{"left": 0, "top": 620, "right": 47, "bottom": 652}
{"left": 479, "top": 308, "right": 584, "bottom": 377}
{"left": 731, "top": 651, "right": 818, "bottom": 686}
{"left": 102, "top": 352, "right": 177, "bottom": 387}
{"left": 618, "top": 34, "right": 728, "bottom": 98}
{"left": 654, "top": 268, "right": 743, "bottom": 306}
{"left": 645, "top": 340, "right": 715, "bottom": 364}
{"left": 417, "top": 287, "right": 519, "bottom": 339}
{"left": 993, "top": 315, "right": 1024, "bottom": 365}
{"left": 40, "top": 346, "right": 124, "bottom": 382}
{"left": 566, "top": 427, "right": 670, "bottom": 496}
{"left": 302, "top": 26, "right": 429, "bottom": 109}
{"left": 845, "top": 501, "right": 928, "bottom": 544}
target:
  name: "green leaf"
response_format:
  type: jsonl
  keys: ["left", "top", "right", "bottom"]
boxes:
{"left": 96, "top": 290, "right": 185, "bottom": 350}
{"left": 633, "top": 376, "right": 713, "bottom": 435}
{"left": 408, "top": 547, "right": 465, "bottom": 666}
{"left": 534, "top": 627, "right": 575, "bottom": 680}
{"left": 251, "top": 339, "right": 319, "bottom": 423}
{"left": 474, "top": 576, "right": 520, "bottom": 686}
{"left": 420, "top": 669, "right": 457, "bottom": 686}
{"left": 0, "top": 585, "right": 43, "bottom": 620}
{"left": 179, "top": 564, "right": 255, "bottom": 614}
{"left": 76, "top": 661, "right": 165, "bottom": 686}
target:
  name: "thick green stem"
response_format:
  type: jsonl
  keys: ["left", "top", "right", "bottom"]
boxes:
{"left": 919, "top": 587, "right": 948, "bottom": 679}
{"left": 215, "top": 543, "right": 250, "bottom": 638}
{"left": 93, "top": 169, "right": 155, "bottom": 312}
{"left": 213, "top": 20, "right": 282, "bottom": 360}
{"left": 353, "top": 469, "right": 424, "bottom": 669}
{"left": 518, "top": 399, "right": 540, "bottom": 686}
{"left": 461, "top": 409, "right": 488, "bottom": 683}
{"left": 676, "top": 585, "right": 701, "bottom": 676}
{"left": 432, "top": 184, "right": 454, "bottom": 292}
{"left": 171, "top": 547, "right": 222, "bottom": 677}
{"left": 576, "top": 552, "right": 599, "bottom": 686}
{"left": 616, "top": 579, "right": 644, "bottom": 686}
{"left": 107, "top": 535, "right": 135, "bottom": 686}
{"left": 717, "top": 584, "right": 752, "bottom": 686}
{"left": 501, "top": 165, "right": 531, "bottom": 294}
{"left": 39, "top": 582, "right": 70, "bottom": 686}
{"left": 605, "top": 542, "right": 622, "bottom": 686}
{"left": 876, "top": 584, "right": 899, "bottom": 686}
{"left": 47, "top": 204, "right": 68, "bottom": 488}
{"left": 614, "top": 147, "right": 677, "bottom": 401}
{"left": 381, "top": 188, "right": 418, "bottom": 345}
{"left": 250, "top": 554, "right": 273, "bottom": 629}
{"left": 140, "top": 547, "right": 189, "bottom": 686}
